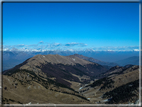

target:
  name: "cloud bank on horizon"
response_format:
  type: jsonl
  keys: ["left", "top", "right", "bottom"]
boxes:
{"left": 3, "top": 41, "right": 139, "bottom": 52}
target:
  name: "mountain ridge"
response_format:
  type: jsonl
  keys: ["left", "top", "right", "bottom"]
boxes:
{"left": 3, "top": 50, "right": 139, "bottom": 71}
{"left": 2, "top": 54, "right": 139, "bottom": 104}
{"left": 3, "top": 54, "right": 108, "bottom": 88}
{"left": 73, "top": 54, "right": 118, "bottom": 67}
{"left": 115, "top": 56, "right": 139, "bottom": 66}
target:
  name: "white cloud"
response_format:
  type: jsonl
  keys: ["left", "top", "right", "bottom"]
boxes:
{"left": 52, "top": 43, "right": 62, "bottom": 47}
{"left": 39, "top": 41, "right": 44, "bottom": 44}
{"left": 133, "top": 49, "right": 139, "bottom": 51}
{"left": 65, "top": 42, "right": 78, "bottom": 46}
{"left": 2, "top": 41, "right": 139, "bottom": 52}
{"left": 16, "top": 44, "right": 25, "bottom": 47}
{"left": 65, "top": 42, "right": 87, "bottom": 47}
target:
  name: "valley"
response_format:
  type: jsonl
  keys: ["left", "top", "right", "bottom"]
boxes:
{"left": 2, "top": 54, "right": 140, "bottom": 105}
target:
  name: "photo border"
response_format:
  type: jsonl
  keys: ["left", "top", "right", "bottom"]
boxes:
{"left": 1, "top": 0, "right": 141, "bottom": 106}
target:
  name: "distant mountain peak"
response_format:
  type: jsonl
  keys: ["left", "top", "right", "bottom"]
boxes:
{"left": 73, "top": 54, "right": 118, "bottom": 67}
{"left": 27, "top": 54, "right": 94, "bottom": 66}
{"left": 3, "top": 54, "right": 108, "bottom": 90}
{"left": 115, "top": 56, "right": 139, "bottom": 66}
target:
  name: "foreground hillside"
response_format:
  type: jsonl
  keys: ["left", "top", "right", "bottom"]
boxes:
{"left": 78, "top": 65, "right": 139, "bottom": 104}
{"left": 3, "top": 70, "right": 90, "bottom": 104}
{"left": 2, "top": 54, "right": 140, "bottom": 104}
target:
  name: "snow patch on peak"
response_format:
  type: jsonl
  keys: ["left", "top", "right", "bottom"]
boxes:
{"left": 72, "top": 58, "right": 75, "bottom": 61}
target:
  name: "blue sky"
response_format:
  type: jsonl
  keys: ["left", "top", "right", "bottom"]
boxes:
{"left": 3, "top": 3, "right": 139, "bottom": 51}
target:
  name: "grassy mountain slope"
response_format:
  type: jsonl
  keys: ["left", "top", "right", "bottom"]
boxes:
{"left": 77, "top": 65, "right": 139, "bottom": 104}
{"left": 3, "top": 54, "right": 107, "bottom": 88}
{"left": 3, "top": 69, "right": 90, "bottom": 104}
{"left": 2, "top": 54, "right": 140, "bottom": 104}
